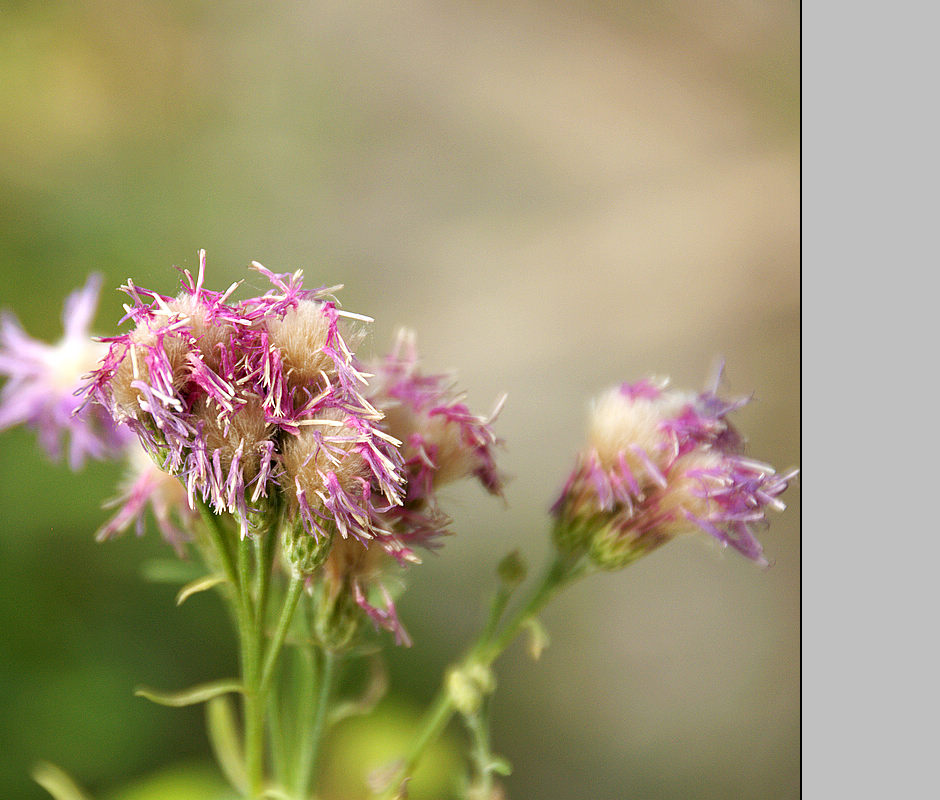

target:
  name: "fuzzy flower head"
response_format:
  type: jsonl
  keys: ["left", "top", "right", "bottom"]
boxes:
{"left": 552, "top": 376, "right": 796, "bottom": 569}
{"left": 368, "top": 330, "right": 504, "bottom": 551}
{"left": 0, "top": 274, "right": 130, "bottom": 468}
{"left": 85, "top": 251, "right": 404, "bottom": 543}
{"left": 297, "top": 329, "right": 506, "bottom": 647}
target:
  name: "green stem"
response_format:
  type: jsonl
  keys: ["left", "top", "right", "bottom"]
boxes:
{"left": 392, "top": 686, "right": 455, "bottom": 792}
{"left": 465, "top": 700, "right": 496, "bottom": 797}
{"left": 254, "top": 531, "right": 275, "bottom": 631}
{"left": 237, "top": 537, "right": 265, "bottom": 799}
{"left": 196, "top": 503, "right": 267, "bottom": 798}
{"left": 288, "top": 645, "right": 317, "bottom": 793}
{"left": 260, "top": 575, "right": 305, "bottom": 695}
{"left": 196, "top": 501, "right": 239, "bottom": 593}
{"left": 477, "top": 552, "right": 585, "bottom": 662}
{"left": 376, "top": 551, "right": 589, "bottom": 798}
{"left": 295, "top": 648, "right": 339, "bottom": 799}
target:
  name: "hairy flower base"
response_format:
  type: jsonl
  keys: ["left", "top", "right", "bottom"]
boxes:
{"left": 553, "top": 377, "right": 796, "bottom": 568}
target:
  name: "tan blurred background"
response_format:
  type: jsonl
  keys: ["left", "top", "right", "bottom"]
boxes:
{"left": 0, "top": 1, "right": 799, "bottom": 798}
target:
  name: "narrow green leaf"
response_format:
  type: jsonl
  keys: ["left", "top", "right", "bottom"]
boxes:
{"left": 176, "top": 573, "right": 227, "bottom": 606}
{"left": 260, "top": 790, "right": 294, "bottom": 799}
{"left": 135, "top": 679, "right": 243, "bottom": 707}
{"left": 31, "top": 762, "right": 93, "bottom": 800}
{"left": 206, "top": 695, "right": 247, "bottom": 794}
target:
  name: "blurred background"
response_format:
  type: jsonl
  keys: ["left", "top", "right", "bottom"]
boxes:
{"left": 0, "top": 1, "right": 799, "bottom": 798}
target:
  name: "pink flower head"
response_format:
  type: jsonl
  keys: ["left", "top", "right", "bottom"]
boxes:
{"left": 367, "top": 329, "right": 505, "bottom": 558}
{"left": 0, "top": 274, "right": 131, "bottom": 468}
{"left": 84, "top": 251, "right": 404, "bottom": 542}
{"left": 552, "top": 376, "right": 797, "bottom": 569}
{"left": 303, "top": 330, "right": 506, "bottom": 647}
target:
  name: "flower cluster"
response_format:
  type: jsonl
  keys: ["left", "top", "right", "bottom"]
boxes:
{"left": 307, "top": 329, "right": 505, "bottom": 644}
{"left": 62, "top": 253, "right": 505, "bottom": 645}
{"left": 1, "top": 253, "right": 508, "bottom": 646}
{"left": 552, "top": 377, "right": 796, "bottom": 569}
{"left": 84, "top": 251, "right": 404, "bottom": 547}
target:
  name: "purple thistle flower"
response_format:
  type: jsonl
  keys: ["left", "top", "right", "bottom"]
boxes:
{"left": 369, "top": 329, "right": 504, "bottom": 510}
{"left": 84, "top": 251, "right": 405, "bottom": 546}
{"left": 0, "top": 274, "right": 131, "bottom": 468}
{"left": 346, "top": 328, "right": 507, "bottom": 569}
{"left": 552, "top": 376, "right": 797, "bottom": 569}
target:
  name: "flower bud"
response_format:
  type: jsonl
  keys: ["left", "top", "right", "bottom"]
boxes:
{"left": 312, "top": 579, "right": 364, "bottom": 652}
{"left": 447, "top": 662, "right": 496, "bottom": 716}
{"left": 497, "top": 550, "right": 527, "bottom": 588}
{"left": 282, "top": 517, "right": 334, "bottom": 576}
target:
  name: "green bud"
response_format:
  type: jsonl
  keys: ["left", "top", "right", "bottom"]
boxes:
{"left": 497, "top": 550, "right": 526, "bottom": 588}
{"left": 282, "top": 518, "right": 333, "bottom": 576}
{"left": 312, "top": 583, "right": 362, "bottom": 652}
{"left": 447, "top": 662, "right": 495, "bottom": 716}
{"left": 586, "top": 522, "right": 667, "bottom": 571}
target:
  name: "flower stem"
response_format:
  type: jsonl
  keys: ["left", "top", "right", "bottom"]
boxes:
{"left": 196, "top": 503, "right": 268, "bottom": 798}
{"left": 376, "top": 550, "right": 589, "bottom": 797}
{"left": 238, "top": 537, "right": 266, "bottom": 798}
{"left": 477, "top": 552, "right": 585, "bottom": 662}
{"left": 260, "top": 575, "right": 304, "bottom": 695}
{"left": 294, "top": 647, "right": 339, "bottom": 799}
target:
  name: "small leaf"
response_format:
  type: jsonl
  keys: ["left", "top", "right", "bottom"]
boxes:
{"left": 206, "top": 695, "right": 247, "bottom": 795}
{"left": 31, "top": 762, "right": 93, "bottom": 800}
{"left": 524, "top": 618, "right": 550, "bottom": 660}
{"left": 135, "top": 679, "right": 243, "bottom": 707}
{"left": 487, "top": 755, "right": 513, "bottom": 776}
{"left": 176, "top": 573, "right": 227, "bottom": 606}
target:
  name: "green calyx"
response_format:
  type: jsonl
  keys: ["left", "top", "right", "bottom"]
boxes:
{"left": 282, "top": 517, "right": 334, "bottom": 576}
{"left": 311, "top": 581, "right": 363, "bottom": 652}
{"left": 553, "top": 514, "right": 667, "bottom": 571}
